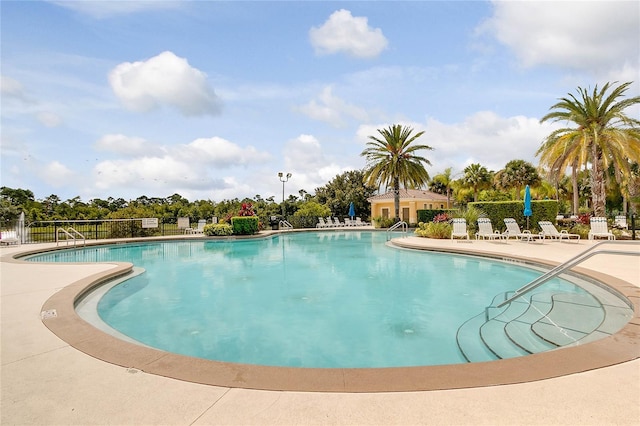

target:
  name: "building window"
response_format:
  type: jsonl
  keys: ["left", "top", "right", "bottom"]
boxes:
{"left": 440, "top": 204, "right": 444, "bottom": 209}
{"left": 402, "top": 208, "right": 409, "bottom": 221}
{"left": 382, "top": 208, "right": 389, "bottom": 219}
{"left": 428, "top": 204, "right": 433, "bottom": 209}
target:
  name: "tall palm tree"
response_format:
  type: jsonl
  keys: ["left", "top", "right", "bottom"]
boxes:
{"left": 361, "top": 124, "right": 433, "bottom": 221}
{"left": 431, "top": 167, "right": 454, "bottom": 207}
{"left": 539, "top": 81, "right": 640, "bottom": 217}
{"left": 462, "top": 163, "right": 492, "bottom": 202}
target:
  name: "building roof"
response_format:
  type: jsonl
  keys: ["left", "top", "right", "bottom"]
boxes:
{"left": 367, "top": 189, "right": 448, "bottom": 202}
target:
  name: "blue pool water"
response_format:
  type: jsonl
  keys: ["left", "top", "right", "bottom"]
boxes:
{"left": 29, "top": 231, "right": 587, "bottom": 368}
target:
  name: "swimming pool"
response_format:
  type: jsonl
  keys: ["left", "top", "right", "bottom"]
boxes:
{"left": 28, "top": 231, "right": 617, "bottom": 369}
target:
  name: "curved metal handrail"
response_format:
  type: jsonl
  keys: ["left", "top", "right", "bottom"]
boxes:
{"left": 497, "top": 241, "right": 639, "bottom": 307}
{"left": 56, "top": 227, "right": 86, "bottom": 246}
{"left": 386, "top": 221, "right": 408, "bottom": 240}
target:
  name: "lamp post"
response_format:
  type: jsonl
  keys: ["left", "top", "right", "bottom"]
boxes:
{"left": 278, "top": 172, "right": 291, "bottom": 217}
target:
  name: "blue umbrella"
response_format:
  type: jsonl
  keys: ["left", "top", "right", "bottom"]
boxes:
{"left": 524, "top": 185, "right": 532, "bottom": 229}
{"left": 348, "top": 202, "right": 356, "bottom": 219}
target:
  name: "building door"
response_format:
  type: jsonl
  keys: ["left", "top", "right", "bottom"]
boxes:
{"left": 382, "top": 208, "right": 389, "bottom": 219}
{"left": 402, "top": 208, "right": 409, "bottom": 222}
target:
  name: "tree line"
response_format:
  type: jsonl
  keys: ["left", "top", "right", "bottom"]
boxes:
{"left": 2, "top": 81, "right": 638, "bottom": 228}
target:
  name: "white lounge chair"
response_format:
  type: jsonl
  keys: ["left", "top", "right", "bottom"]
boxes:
{"left": 355, "top": 217, "right": 369, "bottom": 226}
{"left": 451, "top": 218, "right": 470, "bottom": 240}
{"left": 614, "top": 215, "right": 628, "bottom": 230}
{"left": 503, "top": 218, "right": 540, "bottom": 242}
{"left": 538, "top": 221, "right": 580, "bottom": 242}
{"left": 190, "top": 219, "right": 206, "bottom": 234}
{"left": 316, "top": 217, "right": 328, "bottom": 228}
{"left": 588, "top": 217, "right": 616, "bottom": 240}
{"left": 332, "top": 217, "right": 343, "bottom": 227}
{"left": 475, "top": 218, "right": 504, "bottom": 240}
{"left": 0, "top": 230, "right": 20, "bottom": 245}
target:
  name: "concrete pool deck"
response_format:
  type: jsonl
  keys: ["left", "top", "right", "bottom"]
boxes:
{"left": 1, "top": 234, "right": 639, "bottom": 425}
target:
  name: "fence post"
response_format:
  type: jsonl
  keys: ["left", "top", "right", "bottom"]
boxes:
{"left": 632, "top": 214, "right": 636, "bottom": 241}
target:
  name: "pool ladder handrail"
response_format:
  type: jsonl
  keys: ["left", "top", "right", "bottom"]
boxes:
{"left": 496, "top": 240, "right": 639, "bottom": 308}
{"left": 279, "top": 220, "right": 293, "bottom": 230}
{"left": 387, "top": 221, "right": 408, "bottom": 240}
{"left": 56, "top": 227, "right": 86, "bottom": 246}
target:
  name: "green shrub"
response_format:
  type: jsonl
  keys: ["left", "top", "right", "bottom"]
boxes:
{"left": 566, "top": 223, "right": 590, "bottom": 239}
{"left": 373, "top": 216, "right": 396, "bottom": 228}
{"left": 414, "top": 222, "right": 451, "bottom": 238}
{"left": 453, "top": 205, "right": 484, "bottom": 236}
{"left": 231, "top": 216, "right": 259, "bottom": 235}
{"left": 204, "top": 223, "right": 233, "bottom": 236}
{"left": 469, "top": 200, "right": 558, "bottom": 231}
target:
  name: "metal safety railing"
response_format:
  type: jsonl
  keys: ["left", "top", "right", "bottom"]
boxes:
{"left": 497, "top": 240, "right": 640, "bottom": 308}
{"left": 279, "top": 220, "right": 293, "bottom": 230}
{"left": 386, "top": 221, "right": 408, "bottom": 240}
{"left": 56, "top": 227, "right": 86, "bottom": 246}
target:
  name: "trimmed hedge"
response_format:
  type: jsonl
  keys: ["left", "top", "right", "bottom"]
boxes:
{"left": 469, "top": 200, "right": 558, "bottom": 231}
{"left": 231, "top": 216, "right": 259, "bottom": 235}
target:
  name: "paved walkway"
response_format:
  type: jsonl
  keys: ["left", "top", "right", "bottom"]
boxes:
{"left": 1, "top": 235, "right": 639, "bottom": 425}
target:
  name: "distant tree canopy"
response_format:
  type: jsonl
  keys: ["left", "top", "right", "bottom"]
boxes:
{"left": 314, "top": 170, "right": 377, "bottom": 218}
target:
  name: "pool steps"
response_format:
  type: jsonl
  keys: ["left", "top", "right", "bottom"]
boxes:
{"left": 456, "top": 279, "right": 634, "bottom": 363}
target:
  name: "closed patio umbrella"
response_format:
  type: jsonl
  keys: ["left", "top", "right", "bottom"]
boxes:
{"left": 524, "top": 185, "right": 532, "bottom": 230}
{"left": 348, "top": 202, "right": 356, "bottom": 219}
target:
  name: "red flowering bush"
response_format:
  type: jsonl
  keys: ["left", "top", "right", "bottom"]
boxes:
{"left": 238, "top": 202, "right": 255, "bottom": 217}
{"left": 576, "top": 213, "right": 590, "bottom": 225}
{"left": 433, "top": 213, "right": 450, "bottom": 223}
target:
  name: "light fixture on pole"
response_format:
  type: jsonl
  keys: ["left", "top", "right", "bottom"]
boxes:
{"left": 278, "top": 172, "right": 291, "bottom": 217}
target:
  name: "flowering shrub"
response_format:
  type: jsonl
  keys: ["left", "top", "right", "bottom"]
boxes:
{"left": 576, "top": 213, "right": 590, "bottom": 225}
{"left": 433, "top": 213, "right": 450, "bottom": 223}
{"left": 238, "top": 202, "right": 256, "bottom": 217}
{"left": 414, "top": 221, "right": 451, "bottom": 238}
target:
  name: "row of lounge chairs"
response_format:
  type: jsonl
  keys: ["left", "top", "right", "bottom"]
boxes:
{"left": 451, "top": 217, "right": 617, "bottom": 242}
{"left": 316, "top": 217, "right": 369, "bottom": 228}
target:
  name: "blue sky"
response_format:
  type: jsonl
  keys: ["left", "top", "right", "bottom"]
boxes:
{"left": 1, "top": 1, "right": 638, "bottom": 203}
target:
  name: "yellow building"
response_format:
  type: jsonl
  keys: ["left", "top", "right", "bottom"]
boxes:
{"left": 367, "top": 189, "right": 451, "bottom": 224}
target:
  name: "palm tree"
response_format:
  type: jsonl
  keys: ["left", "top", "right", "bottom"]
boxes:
{"left": 539, "top": 81, "right": 640, "bottom": 217}
{"left": 495, "top": 159, "right": 541, "bottom": 200}
{"left": 361, "top": 124, "right": 433, "bottom": 221}
{"left": 431, "top": 167, "right": 454, "bottom": 207}
{"left": 462, "top": 163, "right": 492, "bottom": 202}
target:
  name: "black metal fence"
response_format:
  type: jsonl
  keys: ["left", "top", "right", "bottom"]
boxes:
{"left": 1, "top": 218, "right": 188, "bottom": 244}
{"left": 0, "top": 216, "right": 348, "bottom": 244}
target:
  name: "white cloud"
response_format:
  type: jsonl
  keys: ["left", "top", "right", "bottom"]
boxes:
{"left": 38, "top": 161, "right": 76, "bottom": 187}
{"left": 355, "top": 114, "right": 559, "bottom": 178}
{"left": 95, "top": 134, "right": 164, "bottom": 157}
{"left": 36, "top": 111, "right": 63, "bottom": 128}
{"left": 108, "top": 51, "right": 222, "bottom": 116}
{"left": 1, "top": 75, "right": 27, "bottom": 99}
{"left": 48, "top": 1, "right": 183, "bottom": 19}
{"left": 481, "top": 1, "right": 639, "bottom": 75}
{"left": 309, "top": 9, "right": 388, "bottom": 58}
{"left": 283, "top": 134, "right": 350, "bottom": 192}
{"left": 88, "top": 134, "right": 273, "bottom": 199}
{"left": 296, "top": 86, "right": 369, "bottom": 127}
{"left": 424, "top": 111, "right": 559, "bottom": 175}
{"left": 178, "top": 137, "right": 272, "bottom": 167}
